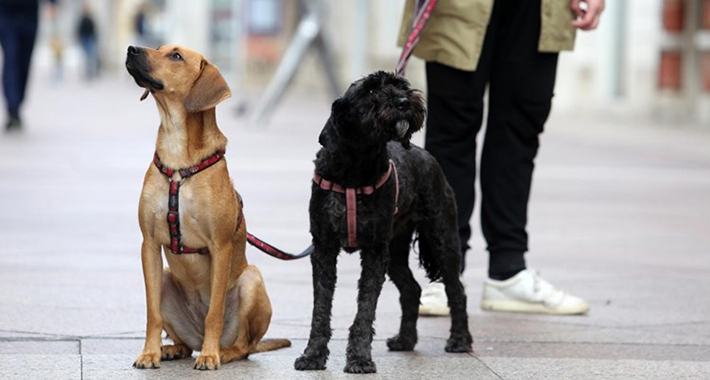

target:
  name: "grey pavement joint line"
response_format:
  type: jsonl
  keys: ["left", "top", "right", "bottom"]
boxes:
{"left": 80, "top": 339, "right": 83, "bottom": 380}
{"left": 473, "top": 354, "right": 505, "bottom": 380}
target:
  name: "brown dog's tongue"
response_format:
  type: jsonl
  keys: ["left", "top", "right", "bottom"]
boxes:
{"left": 140, "top": 89, "right": 150, "bottom": 101}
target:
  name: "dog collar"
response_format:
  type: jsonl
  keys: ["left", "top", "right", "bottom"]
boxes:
{"left": 153, "top": 151, "right": 225, "bottom": 179}
{"left": 153, "top": 151, "right": 242, "bottom": 255}
{"left": 313, "top": 160, "right": 399, "bottom": 248}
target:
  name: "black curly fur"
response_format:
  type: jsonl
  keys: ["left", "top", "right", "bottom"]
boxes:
{"left": 294, "top": 72, "right": 473, "bottom": 374}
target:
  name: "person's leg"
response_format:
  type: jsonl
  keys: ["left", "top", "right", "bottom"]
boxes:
{"left": 424, "top": 0, "right": 499, "bottom": 273}
{"left": 0, "top": 10, "right": 22, "bottom": 120}
{"left": 81, "top": 38, "right": 91, "bottom": 79}
{"left": 480, "top": 0, "right": 558, "bottom": 281}
{"left": 424, "top": 63, "right": 484, "bottom": 272}
{"left": 479, "top": 0, "right": 588, "bottom": 314}
{"left": 16, "top": 10, "right": 39, "bottom": 115}
{"left": 418, "top": 1, "right": 501, "bottom": 317}
{"left": 88, "top": 37, "right": 99, "bottom": 79}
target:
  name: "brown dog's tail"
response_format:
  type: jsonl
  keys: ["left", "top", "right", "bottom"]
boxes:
{"left": 252, "top": 339, "right": 292, "bottom": 353}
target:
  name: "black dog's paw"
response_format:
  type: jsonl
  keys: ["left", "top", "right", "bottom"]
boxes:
{"left": 294, "top": 354, "right": 327, "bottom": 371}
{"left": 386, "top": 334, "right": 417, "bottom": 351}
{"left": 445, "top": 333, "right": 473, "bottom": 353}
{"left": 344, "top": 358, "right": 377, "bottom": 374}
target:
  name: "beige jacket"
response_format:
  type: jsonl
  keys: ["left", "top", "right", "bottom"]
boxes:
{"left": 397, "top": 0, "right": 577, "bottom": 71}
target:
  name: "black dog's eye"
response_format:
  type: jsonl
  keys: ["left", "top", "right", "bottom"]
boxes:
{"left": 171, "top": 52, "right": 183, "bottom": 61}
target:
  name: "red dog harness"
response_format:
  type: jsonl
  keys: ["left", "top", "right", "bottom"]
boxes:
{"left": 153, "top": 151, "right": 243, "bottom": 255}
{"left": 313, "top": 160, "right": 399, "bottom": 248}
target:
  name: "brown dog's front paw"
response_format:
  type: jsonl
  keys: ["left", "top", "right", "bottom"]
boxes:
{"left": 194, "top": 353, "right": 220, "bottom": 370}
{"left": 161, "top": 344, "right": 192, "bottom": 361}
{"left": 133, "top": 351, "right": 161, "bottom": 369}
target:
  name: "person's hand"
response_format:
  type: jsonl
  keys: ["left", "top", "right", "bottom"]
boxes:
{"left": 571, "top": 0, "right": 605, "bottom": 30}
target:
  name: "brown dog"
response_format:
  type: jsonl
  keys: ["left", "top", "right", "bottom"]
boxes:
{"left": 126, "top": 45, "right": 289, "bottom": 370}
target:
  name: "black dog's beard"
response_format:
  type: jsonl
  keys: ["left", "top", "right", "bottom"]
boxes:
{"left": 395, "top": 120, "right": 409, "bottom": 138}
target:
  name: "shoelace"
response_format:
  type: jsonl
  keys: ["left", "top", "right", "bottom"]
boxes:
{"left": 530, "top": 270, "right": 565, "bottom": 305}
{"left": 533, "top": 270, "right": 542, "bottom": 294}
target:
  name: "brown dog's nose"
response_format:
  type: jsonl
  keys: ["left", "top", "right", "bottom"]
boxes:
{"left": 127, "top": 45, "right": 142, "bottom": 55}
{"left": 396, "top": 97, "right": 410, "bottom": 110}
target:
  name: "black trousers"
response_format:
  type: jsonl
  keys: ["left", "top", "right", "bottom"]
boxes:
{"left": 424, "top": 0, "right": 559, "bottom": 278}
{"left": 0, "top": 7, "right": 38, "bottom": 118}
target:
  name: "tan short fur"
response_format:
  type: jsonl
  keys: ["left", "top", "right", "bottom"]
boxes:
{"left": 127, "top": 45, "right": 290, "bottom": 370}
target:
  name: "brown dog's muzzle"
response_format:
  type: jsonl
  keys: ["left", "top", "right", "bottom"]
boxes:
{"left": 126, "top": 46, "right": 164, "bottom": 91}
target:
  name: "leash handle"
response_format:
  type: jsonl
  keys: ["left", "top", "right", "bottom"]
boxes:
{"left": 395, "top": 0, "right": 438, "bottom": 76}
{"left": 246, "top": 233, "right": 313, "bottom": 260}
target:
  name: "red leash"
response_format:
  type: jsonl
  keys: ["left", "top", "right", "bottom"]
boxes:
{"left": 246, "top": 233, "right": 313, "bottom": 260}
{"left": 395, "top": 0, "right": 438, "bottom": 76}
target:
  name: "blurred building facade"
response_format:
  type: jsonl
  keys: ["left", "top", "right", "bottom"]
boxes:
{"left": 28, "top": 0, "right": 710, "bottom": 125}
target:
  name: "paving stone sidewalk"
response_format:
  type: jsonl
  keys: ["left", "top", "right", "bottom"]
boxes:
{"left": 1, "top": 78, "right": 709, "bottom": 379}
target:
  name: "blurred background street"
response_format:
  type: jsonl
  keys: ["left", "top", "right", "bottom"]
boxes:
{"left": 1, "top": 0, "right": 710, "bottom": 379}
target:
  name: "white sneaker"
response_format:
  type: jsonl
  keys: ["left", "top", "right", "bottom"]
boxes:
{"left": 418, "top": 282, "right": 450, "bottom": 316}
{"left": 481, "top": 269, "right": 590, "bottom": 315}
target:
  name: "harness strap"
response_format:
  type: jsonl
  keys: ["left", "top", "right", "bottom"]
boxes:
{"left": 313, "top": 161, "right": 393, "bottom": 195}
{"left": 313, "top": 160, "right": 399, "bottom": 249}
{"left": 392, "top": 161, "right": 400, "bottom": 214}
{"left": 346, "top": 188, "right": 357, "bottom": 248}
{"left": 154, "top": 151, "right": 229, "bottom": 255}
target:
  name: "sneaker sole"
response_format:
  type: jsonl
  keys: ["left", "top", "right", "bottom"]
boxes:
{"left": 418, "top": 305, "right": 450, "bottom": 316}
{"left": 481, "top": 299, "right": 589, "bottom": 315}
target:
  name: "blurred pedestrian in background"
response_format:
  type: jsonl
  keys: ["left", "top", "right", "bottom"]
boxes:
{"left": 49, "top": 31, "right": 64, "bottom": 83}
{"left": 0, "top": 0, "right": 57, "bottom": 131}
{"left": 77, "top": 2, "right": 99, "bottom": 80}
{"left": 134, "top": 4, "right": 147, "bottom": 47}
{"left": 399, "top": 0, "right": 605, "bottom": 316}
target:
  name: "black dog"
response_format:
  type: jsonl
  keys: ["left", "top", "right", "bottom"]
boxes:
{"left": 295, "top": 71, "right": 473, "bottom": 374}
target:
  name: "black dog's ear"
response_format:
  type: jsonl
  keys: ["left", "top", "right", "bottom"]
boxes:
{"left": 318, "top": 116, "right": 339, "bottom": 148}
{"left": 331, "top": 97, "right": 349, "bottom": 122}
{"left": 319, "top": 98, "right": 349, "bottom": 149}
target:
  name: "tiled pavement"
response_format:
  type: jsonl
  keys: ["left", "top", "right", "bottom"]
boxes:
{"left": 1, "top": 77, "right": 709, "bottom": 379}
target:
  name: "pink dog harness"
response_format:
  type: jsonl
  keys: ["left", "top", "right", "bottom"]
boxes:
{"left": 313, "top": 160, "right": 399, "bottom": 248}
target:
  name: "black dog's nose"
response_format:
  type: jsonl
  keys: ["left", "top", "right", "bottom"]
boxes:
{"left": 127, "top": 45, "right": 142, "bottom": 55}
{"left": 396, "top": 97, "right": 410, "bottom": 110}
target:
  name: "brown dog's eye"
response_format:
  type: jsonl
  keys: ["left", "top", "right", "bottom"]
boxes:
{"left": 171, "top": 52, "right": 183, "bottom": 61}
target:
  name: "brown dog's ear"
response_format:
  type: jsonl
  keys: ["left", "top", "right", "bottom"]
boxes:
{"left": 184, "top": 60, "right": 231, "bottom": 113}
